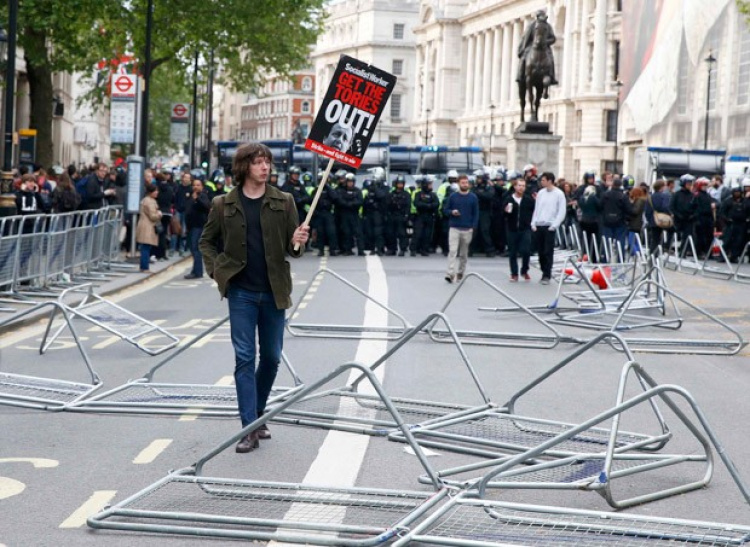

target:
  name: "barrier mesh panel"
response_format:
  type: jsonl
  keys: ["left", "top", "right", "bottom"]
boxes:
{"left": 417, "top": 501, "right": 750, "bottom": 546}
{"left": 0, "top": 372, "right": 95, "bottom": 404}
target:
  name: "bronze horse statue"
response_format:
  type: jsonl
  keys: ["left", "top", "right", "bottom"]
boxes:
{"left": 518, "top": 22, "right": 554, "bottom": 123}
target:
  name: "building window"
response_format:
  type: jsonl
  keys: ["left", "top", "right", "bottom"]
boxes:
{"left": 603, "top": 160, "right": 622, "bottom": 174}
{"left": 393, "top": 23, "right": 405, "bottom": 40}
{"left": 392, "top": 59, "right": 403, "bottom": 75}
{"left": 613, "top": 41, "right": 620, "bottom": 80}
{"left": 739, "top": 26, "right": 750, "bottom": 105}
{"left": 605, "top": 110, "right": 618, "bottom": 142}
{"left": 390, "top": 94, "right": 402, "bottom": 119}
{"left": 302, "top": 76, "right": 312, "bottom": 91}
{"left": 388, "top": 135, "right": 400, "bottom": 145}
{"left": 675, "top": 121, "right": 691, "bottom": 143}
{"left": 301, "top": 101, "right": 310, "bottom": 113}
{"left": 732, "top": 115, "right": 748, "bottom": 138}
{"left": 677, "top": 46, "right": 690, "bottom": 115}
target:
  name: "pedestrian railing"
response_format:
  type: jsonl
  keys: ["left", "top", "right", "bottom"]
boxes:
{"left": 0, "top": 206, "right": 128, "bottom": 308}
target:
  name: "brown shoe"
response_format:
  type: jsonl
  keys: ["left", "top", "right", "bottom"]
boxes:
{"left": 235, "top": 431, "right": 260, "bottom": 453}
{"left": 456, "top": 273, "right": 464, "bottom": 281}
{"left": 257, "top": 423, "right": 271, "bottom": 440}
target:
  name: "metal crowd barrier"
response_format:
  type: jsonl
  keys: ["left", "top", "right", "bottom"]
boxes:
{"left": 69, "top": 315, "right": 304, "bottom": 416}
{"left": 41, "top": 284, "right": 180, "bottom": 356}
{"left": 87, "top": 362, "right": 451, "bottom": 545}
{"left": 0, "top": 206, "right": 127, "bottom": 306}
{"left": 0, "top": 301, "right": 102, "bottom": 410}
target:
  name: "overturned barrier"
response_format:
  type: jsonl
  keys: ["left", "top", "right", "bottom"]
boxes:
{"left": 69, "top": 315, "right": 304, "bottom": 417}
{"left": 87, "top": 362, "right": 451, "bottom": 545}
{"left": 41, "top": 284, "right": 180, "bottom": 356}
{"left": 286, "top": 267, "right": 411, "bottom": 341}
{"left": 0, "top": 302, "right": 102, "bottom": 410}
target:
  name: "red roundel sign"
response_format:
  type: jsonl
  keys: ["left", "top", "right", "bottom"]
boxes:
{"left": 114, "top": 76, "right": 134, "bottom": 93}
{"left": 173, "top": 104, "right": 187, "bottom": 117}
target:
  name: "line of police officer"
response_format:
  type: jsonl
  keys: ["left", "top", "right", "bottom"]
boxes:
{"left": 277, "top": 165, "right": 538, "bottom": 258}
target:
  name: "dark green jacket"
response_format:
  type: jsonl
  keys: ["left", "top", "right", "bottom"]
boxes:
{"left": 199, "top": 185, "right": 302, "bottom": 309}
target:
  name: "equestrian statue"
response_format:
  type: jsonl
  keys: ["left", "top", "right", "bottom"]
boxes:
{"left": 517, "top": 10, "right": 558, "bottom": 124}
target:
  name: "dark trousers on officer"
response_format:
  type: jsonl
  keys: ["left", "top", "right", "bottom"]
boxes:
{"left": 410, "top": 214, "right": 434, "bottom": 254}
{"left": 314, "top": 211, "right": 338, "bottom": 253}
{"left": 363, "top": 211, "right": 385, "bottom": 254}
{"left": 471, "top": 211, "right": 495, "bottom": 256}
{"left": 386, "top": 216, "right": 409, "bottom": 254}
{"left": 340, "top": 212, "right": 364, "bottom": 254}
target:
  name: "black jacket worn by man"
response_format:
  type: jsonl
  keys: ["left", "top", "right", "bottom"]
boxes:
{"left": 83, "top": 174, "right": 106, "bottom": 210}
{"left": 670, "top": 188, "right": 697, "bottom": 225}
{"left": 600, "top": 187, "right": 632, "bottom": 228}
{"left": 502, "top": 192, "right": 535, "bottom": 232}
{"left": 184, "top": 191, "right": 211, "bottom": 230}
{"left": 281, "top": 181, "right": 312, "bottom": 221}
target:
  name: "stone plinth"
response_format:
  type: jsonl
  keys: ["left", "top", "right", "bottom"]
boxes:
{"left": 506, "top": 127, "right": 562, "bottom": 174}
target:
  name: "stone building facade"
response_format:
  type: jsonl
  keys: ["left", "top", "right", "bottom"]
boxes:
{"left": 311, "top": 0, "right": 420, "bottom": 145}
{"left": 414, "top": 0, "right": 623, "bottom": 180}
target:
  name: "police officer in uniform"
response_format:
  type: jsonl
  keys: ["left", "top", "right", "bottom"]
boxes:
{"left": 385, "top": 175, "right": 412, "bottom": 256}
{"left": 362, "top": 174, "right": 388, "bottom": 255}
{"left": 410, "top": 175, "right": 439, "bottom": 256}
{"left": 435, "top": 170, "right": 458, "bottom": 255}
{"left": 470, "top": 169, "right": 496, "bottom": 257}
{"left": 491, "top": 169, "right": 509, "bottom": 256}
{"left": 281, "top": 166, "right": 312, "bottom": 230}
{"left": 338, "top": 173, "right": 366, "bottom": 256}
{"left": 312, "top": 171, "right": 340, "bottom": 256}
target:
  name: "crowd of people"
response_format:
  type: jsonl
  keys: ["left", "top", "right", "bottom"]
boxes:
{"left": 9, "top": 159, "right": 750, "bottom": 282}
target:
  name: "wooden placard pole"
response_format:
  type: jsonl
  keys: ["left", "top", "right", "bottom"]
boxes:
{"left": 294, "top": 157, "right": 336, "bottom": 251}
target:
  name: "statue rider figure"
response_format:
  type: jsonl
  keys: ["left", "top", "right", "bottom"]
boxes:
{"left": 516, "top": 10, "right": 558, "bottom": 87}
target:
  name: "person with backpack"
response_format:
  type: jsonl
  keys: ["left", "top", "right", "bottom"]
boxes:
{"left": 52, "top": 173, "right": 81, "bottom": 213}
{"left": 599, "top": 178, "right": 632, "bottom": 253}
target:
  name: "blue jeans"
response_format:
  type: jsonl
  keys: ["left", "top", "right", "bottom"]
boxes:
{"left": 507, "top": 229, "right": 531, "bottom": 276}
{"left": 139, "top": 243, "right": 152, "bottom": 270}
{"left": 227, "top": 286, "right": 285, "bottom": 427}
{"left": 189, "top": 226, "right": 203, "bottom": 277}
{"left": 601, "top": 225, "right": 627, "bottom": 255}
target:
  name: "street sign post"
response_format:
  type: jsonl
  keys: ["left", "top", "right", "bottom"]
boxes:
{"left": 110, "top": 75, "right": 138, "bottom": 144}
{"left": 126, "top": 155, "right": 145, "bottom": 257}
{"left": 170, "top": 102, "right": 190, "bottom": 144}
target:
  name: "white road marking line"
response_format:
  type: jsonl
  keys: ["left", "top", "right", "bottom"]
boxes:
{"left": 302, "top": 294, "right": 314, "bottom": 301}
{"left": 0, "top": 477, "right": 25, "bottom": 500}
{"left": 179, "top": 375, "right": 234, "bottom": 421}
{"left": 307, "top": 286, "right": 318, "bottom": 294}
{"left": 292, "top": 312, "right": 300, "bottom": 319}
{"left": 297, "top": 302, "right": 308, "bottom": 309}
{"left": 59, "top": 490, "right": 117, "bottom": 528}
{"left": 92, "top": 336, "right": 121, "bottom": 350}
{"left": 132, "top": 439, "right": 173, "bottom": 465}
{"left": 270, "top": 256, "right": 387, "bottom": 546}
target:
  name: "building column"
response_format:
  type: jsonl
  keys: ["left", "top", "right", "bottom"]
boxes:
{"left": 561, "top": 0, "right": 576, "bottom": 97}
{"left": 510, "top": 20, "right": 521, "bottom": 105}
{"left": 465, "top": 35, "right": 475, "bottom": 111}
{"left": 577, "top": 0, "right": 591, "bottom": 94}
{"left": 434, "top": 38, "right": 444, "bottom": 120}
{"left": 490, "top": 26, "right": 501, "bottom": 106}
{"left": 473, "top": 32, "right": 484, "bottom": 110}
{"left": 424, "top": 42, "right": 432, "bottom": 113}
{"left": 482, "top": 29, "right": 493, "bottom": 107}
{"left": 500, "top": 23, "right": 512, "bottom": 107}
{"left": 592, "top": 0, "right": 608, "bottom": 93}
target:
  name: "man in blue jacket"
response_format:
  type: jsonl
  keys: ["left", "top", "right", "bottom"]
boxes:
{"left": 443, "top": 174, "right": 479, "bottom": 283}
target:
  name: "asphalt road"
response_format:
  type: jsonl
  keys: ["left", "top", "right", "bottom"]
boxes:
{"left": 1, "top": 251, "right": 749, "bottom": 546}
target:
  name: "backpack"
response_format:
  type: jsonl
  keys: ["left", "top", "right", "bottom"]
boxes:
{"left": 75, "top": 176, "right": 88, "bottom": 206}
{"left": 61, "top": 188, "right": 81, "bottom": 211}
{"left": 602, "top": 192, "right": 624, "bottom": 227}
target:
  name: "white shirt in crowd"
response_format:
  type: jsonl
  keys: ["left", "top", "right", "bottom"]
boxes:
{"left": 531, "top": 185, "right": 567, "bottom": 230}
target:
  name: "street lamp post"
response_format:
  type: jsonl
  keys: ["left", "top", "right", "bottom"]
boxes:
{"left": 138, "top": 0, "right": 154, "bottom": 164}
{"left": 613, "top": 80, "right": 623, "bottom": 174}
{"left": 0, "top": 0, "right": 18, "bottom": 216}
{"left": 422, "top": 109, "right": 431, "bottom": 146}
{"left": 489, "top": 104, "right": 495, "bottom": 166}
{"left": 704, "top": 51, "right": 717, "bottom": 150}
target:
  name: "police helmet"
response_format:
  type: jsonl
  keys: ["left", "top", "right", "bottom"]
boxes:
{"left": 302, "top": 172, "right": 313, "bottom": 185}
{"left": 523, "top": 164, "right": 537, "bottom": 176}
{"left": 394, "top": 174, "right": 406, "bottom": 185}
{"left": 270, "top": 169, "right": 278, "bottom": 177}
{"left": 317, "top": 170, "right": 325, "bottom": 181}
{"left": 506, "top": 169, "right": 522, "bottom": 181}
{"left": 473, "top": 168, "right": 488, "bottom": 183}
{"left": 289, "top": 166, "right": 301, "bottom": 175}
{"left": 742, "top": 177, "right": 750, "bottom": 188}
{"left": 335, "top": 169, "right": 348, "bottom": 179}
{"left": 446, "top": 169, "right": 459, "bottom": 181}
{"left": 678, "top": 174, "right": 695, "bottom": 188}
{"left": 622, "top": 175, "right": 635, "bottom": 190}
{"left": 583, "top": 170, "right": 596, "bottom": 182}
{"left": 345, "top": 173, "right": 356, "bottom": 183}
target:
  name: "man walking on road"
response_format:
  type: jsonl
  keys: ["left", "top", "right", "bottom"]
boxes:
{"left": 200, "top": 143, "right": 309, "bottom": 454}
{"left": 503, "top": 176, "right": 535, "bottom": 282}
{"left": 530, "top": 172, "right": 566, "bottom": 284}
{"left": 444, "top": 173, "right": 479, "bottom": 283}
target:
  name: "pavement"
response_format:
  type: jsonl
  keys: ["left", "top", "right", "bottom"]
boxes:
{"left": 0, "top": 250, "right": 749, "bottom": 546}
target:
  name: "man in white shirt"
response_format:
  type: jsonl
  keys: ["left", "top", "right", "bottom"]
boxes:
{"left": 530, "top": 172, "right": 566, "bottom": 284}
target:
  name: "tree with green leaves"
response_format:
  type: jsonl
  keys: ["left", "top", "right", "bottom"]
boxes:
{"left": 1, "top": 0, "right": 325, "bottom": 167}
